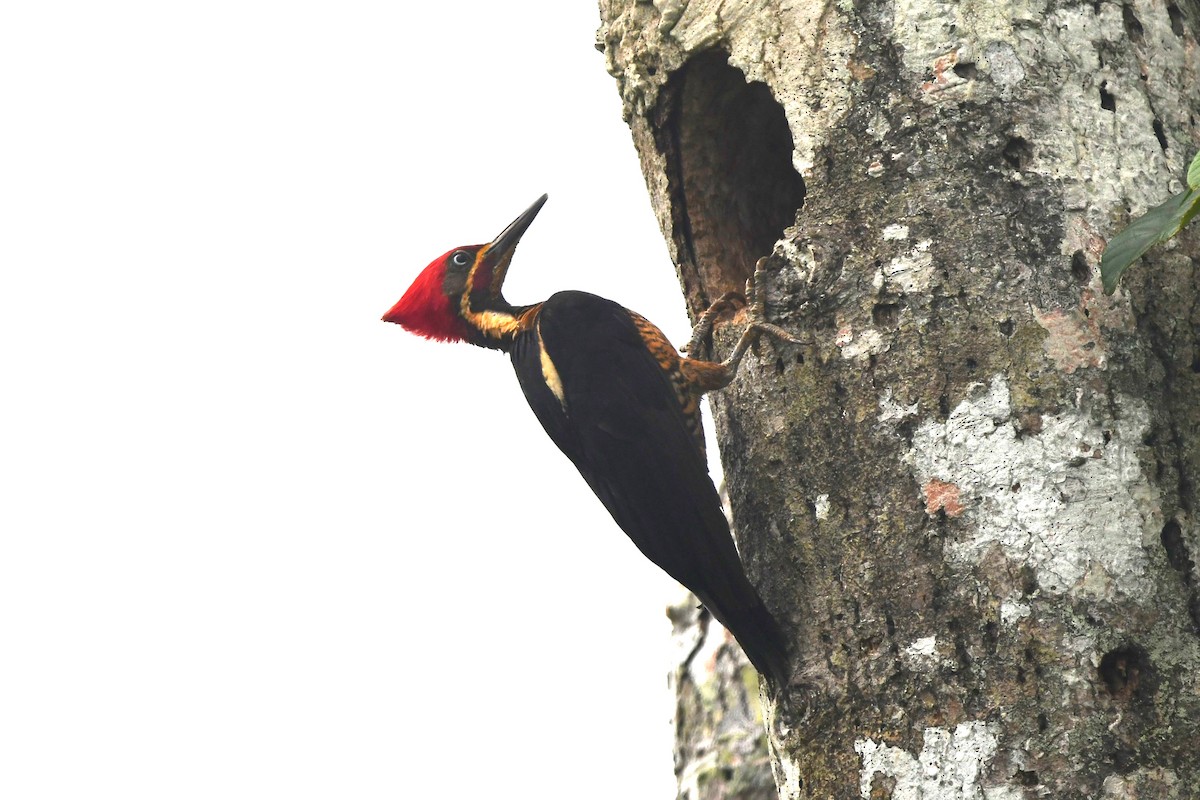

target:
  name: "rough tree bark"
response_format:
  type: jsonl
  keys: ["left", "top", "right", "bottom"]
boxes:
{"left": 597, "top": 1, "right": 1200, "bottom": 797}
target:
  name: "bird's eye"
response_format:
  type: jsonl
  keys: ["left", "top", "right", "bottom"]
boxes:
{"left": 450, "top": 250, "right": 472, "bottom": 268}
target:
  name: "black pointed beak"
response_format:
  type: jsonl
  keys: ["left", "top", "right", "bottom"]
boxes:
{"left": 482, "top": 194, "right": 547, "bottom": 295}
{"left": 489, "top": 194, "right": 547, "bottom": 258}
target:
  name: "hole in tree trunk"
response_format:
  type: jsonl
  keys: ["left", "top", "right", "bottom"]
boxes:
{"left": 1161, "top": 519, "right": 1200, "bottom": 633}
{"left": 1002, "top": 136, "right": 1032, "bottom": 170}
{"left": 1167, "top": 3, "right": 1185, "bottom": 36}
{"left": 1161, "top": 519, "right": 1193, "bottom": 574}
{"left": 1100, "top": 82, "right": 1116, "bottom": 112}
{"left": 659, "top": 51, "right": 806, "bottom": 316}
{"left": 1122, "top": 5, "right": 1145, "bottom": 44}
{"left": 1098, "top": 645, "right": 1154, "bottom": 701}
{"left": 1152, "top": 118, "right": 1168, "bottom": 152}
{"left": 1071, "top": 250, "right": 1091, "bottom": 284}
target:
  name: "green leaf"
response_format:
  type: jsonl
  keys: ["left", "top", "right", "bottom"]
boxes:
{"left": 1101, "top": 187, "right": 1200, "bottom": 294}
{"left": 1188, "top": 149, "right": 1200, "bottom": 191}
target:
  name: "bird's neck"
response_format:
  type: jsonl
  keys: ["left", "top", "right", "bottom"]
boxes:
{"left": 460, "top": 293, "right": 539, "bottom": 351}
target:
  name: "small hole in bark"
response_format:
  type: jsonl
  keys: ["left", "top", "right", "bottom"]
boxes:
{"left": 998, "top": 319, "right": 1014, "bottom": 336}
{"left": 1100, "top": 82, "right": 1116, "bottom": 112}
{"left": 965, "top": 357, "right": 978, "bottom": 370}
{"left": 954, "top": 636, "right": 972, "bottom": 669}
{"left": 952, "top": 61, "right": 977, "bottom": 79}
{"left": 1016, "top": 769, "right": 1040, "bottom": 787}
{"left": 646, "top": 66, "right": 657, "bottom": 76}
{"left": 1071, "top": 250, "right": 1091, "bottom": 284}
{"left": 938, "top": 393, "right": 950, "bottom": 418}
{"left": 1021, "top": 565, "right": 1038, "bottom": 595}
{"left": 775, "top": 357, "right": 786, "bottom": 376}
{"left": 873, "top": 302, "right": 901, "bottom": 327}
{"left": 885, "top": 613, "right": 896, "bottom": 637}
{"left": 1168, "top": 2, "right": 1185, "bottom": 36}
{"left": 1002, "top": 136, "right": 1031, "bottom": 169}
{"left": 1161, "top": 519, "right": 1194, "bottom": 574}
{"left": 1110, "top": 746, "right": 1136, "bottom": 771}
{"left": 663, "top": 51, "right": 806, "bottom": 313}
{"left": 1099, "top": 645, "right": 1152, "bottom": 697}
{"left": 1122, "top": 4, "right": 1145, "bottom": 43}
{"left": 795, "top": 352, "right": 805, "bottom": 365}
{"left": 1153, "top": 118, "right": 1168, "bottom": 152}
{"left": 1037, "top": 712, "right": 1049, "bottom": 732}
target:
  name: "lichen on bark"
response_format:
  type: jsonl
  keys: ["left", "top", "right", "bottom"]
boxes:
{"left": 598, "top": 0, "right": 1200, "bottom": 797}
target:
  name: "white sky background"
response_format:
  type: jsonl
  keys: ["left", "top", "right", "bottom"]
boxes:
{"left": 1, "top": 3, "right": 709, "bottom": 798}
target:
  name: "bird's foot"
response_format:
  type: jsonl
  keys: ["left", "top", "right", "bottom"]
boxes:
{"left": 719, "top": 260, "right": 805, "bottom": 373}
{"left": 742, "top": 258, "right": 804, "bottom": 346}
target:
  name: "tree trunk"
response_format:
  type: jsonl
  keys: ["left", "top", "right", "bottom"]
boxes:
{"left": 597, "top": 1, "right": 1200, "bottom": 797}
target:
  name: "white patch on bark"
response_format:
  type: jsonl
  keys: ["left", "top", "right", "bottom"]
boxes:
{"left": 1101, "top": 769, "right": 1183, "bottom": 798}
{"left": 901, "top": 635, "right": 941, "bottom": 672}
{"left": 983, "top": 41, "right": 1025, "bottom": 86}
{"left": 907, "top": 635, "right": 938, "bottom": 657}
{"left": 855, "top": 722, "right": 1021, "bottom": 799}
{"left": 1010, "top": 4, "right": 1180, "bottom": 222}
{"left": 883, "top": 224, "right": 910, "bottom": 240}
{"left": 879, "top": 389, "right": 920, "bottom": 424}
{"left": 903, "top": 375, "right": 1158, "bottom": 599}
{"left": 1000, "top": 596, "right": 1031, "bottom": 627}
{"left": 837, "top": 327, "right": 889, "bottom": 361}
{"left": 887, "top": 0, "right": 1183, "bottom": 232}
{"left": 877, "top": 239, "right": 934, "bottom": 294}
{"left": 814, "top": 493, "right": 831, "bottom": 520}
{"left": 891, "top": 0, "right": 1028, "bottom": 82}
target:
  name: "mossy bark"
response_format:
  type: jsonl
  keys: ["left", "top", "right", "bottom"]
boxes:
{"left": 598, "top": 0, "right": 1200, "bottom": 797}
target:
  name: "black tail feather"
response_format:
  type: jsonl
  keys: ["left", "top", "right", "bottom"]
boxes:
{"left": 702, "top": 595, "right": 790, "bottom": 688}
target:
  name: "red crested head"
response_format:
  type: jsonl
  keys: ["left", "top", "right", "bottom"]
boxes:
{"left": 382, "top": 194, "right": 548, "bottom": 347}
{"left": 381, "top": 248, "right": 479, "bottom": 342}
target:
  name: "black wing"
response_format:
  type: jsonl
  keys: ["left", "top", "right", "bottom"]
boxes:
{"left": 510, "top": 290, "right": 787, "bottom": 684}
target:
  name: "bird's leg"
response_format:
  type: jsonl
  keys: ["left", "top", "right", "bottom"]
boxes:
{"left": 682, "top": 291, "right": 742, "bottom": 356}
{"left": 679, "top": 260, "right": 806, "bottom": 393}
{"left": 718, "top": 259, "right": 804, "bottom": 377}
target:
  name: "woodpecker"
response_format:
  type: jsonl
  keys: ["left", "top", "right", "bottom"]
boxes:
{"left": 383, "top": 195, "right": 793, "bottom": 687}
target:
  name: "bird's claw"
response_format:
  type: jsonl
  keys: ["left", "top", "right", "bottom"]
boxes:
{"left": 683, "top": 259, "right": 806, "bottom": 362}
{"left": 742, "top": 258, "right": 804, "bottom": 345}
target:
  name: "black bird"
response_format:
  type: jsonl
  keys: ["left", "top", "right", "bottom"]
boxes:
{"left": 382, "top": 195, "right": 794, "bottom": 686}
